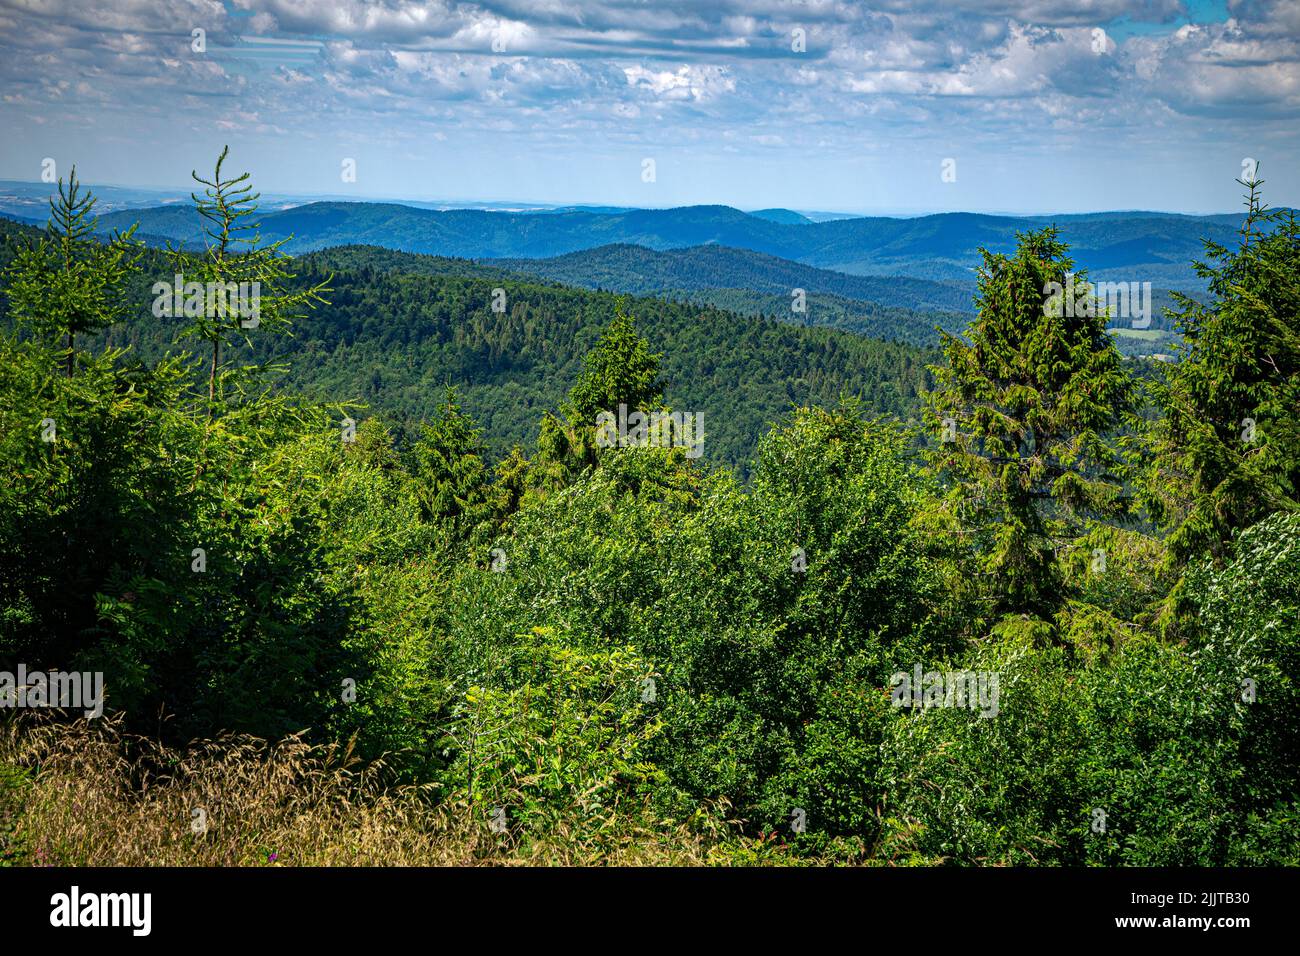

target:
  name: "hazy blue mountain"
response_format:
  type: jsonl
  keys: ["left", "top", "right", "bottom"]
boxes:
{"left": 95, "top": 201, "right": 1245, "bottom": 294}
{"left": 747, "top": 208, "right": 815, "bottom": 225}
{"left": 295, "top": 244, "right": 528, "bottom": 283}
{"left": 489, "top": 243, "right": 975, "bottom": 312}
{"left": 86, "top": 197, "right": 1228, "bottom": 339}
{"left": 0, "top": 180, "right": 580, "bottom": 222}
{"left": 483, "top": 242, "right": 975, "bottom": 342}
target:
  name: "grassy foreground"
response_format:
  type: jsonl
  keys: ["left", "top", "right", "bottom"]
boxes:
{"left": 0, "top": 714, "right": 809, "bottom": 867}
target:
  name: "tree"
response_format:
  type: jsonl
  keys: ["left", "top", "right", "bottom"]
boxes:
{"left": 2, "top": 167, "right": 141, "bottom": 376}
{"left": 532, "top": 302, "right": 667, "bottom": 489}
{"left": 1141, "top": 172, "right": 1300, "bottom": 565}
{"left": 564, "top": 300, "right": 666, "bottom": 424}
{"left": 164, "top": 146, "right": 330, "bottom": 413}
{"left": 411, "top": 387, "right": 495, "bottom": 544}
{"left": 925, "top": 227, "right": 1134, "bottom": 620}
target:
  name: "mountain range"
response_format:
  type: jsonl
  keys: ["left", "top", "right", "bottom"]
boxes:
{"left": 76, "top": 197, "right": 1251, "bottom": 349}
{"left": 93, "top": 200, "right": 1246, "bottom": 286}
{"left": 0, "top": 216, "right": 938, "bottom": 470}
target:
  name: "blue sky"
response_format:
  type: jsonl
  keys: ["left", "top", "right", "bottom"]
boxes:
{"left": 1, "top": 0, "right": 1297, "bottom": 214}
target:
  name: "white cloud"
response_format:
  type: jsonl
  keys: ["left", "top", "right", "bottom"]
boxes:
{"left": 0, "top": 0, "right": 1296, "bottom": 205}
{"left": 624, "top": 64, "right": 735, "bottom": 101}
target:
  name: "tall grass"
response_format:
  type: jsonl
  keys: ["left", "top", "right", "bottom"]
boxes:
{"left": 0, "top": 714, "right": 749, "bottom": 866}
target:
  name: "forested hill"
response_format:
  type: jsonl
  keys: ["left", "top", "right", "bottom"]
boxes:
{"left": 0, "top": 217, "right": 935, "bottom": 471}
{"left": 85, "top": 200, "right": 1240, "bottom": 343}
{"left": 267, "top": 256, "right": 936, "bottom": 469}
{"left": 94, "top": 199, "right": 1249, "bottom": 283}
{"left": 489, "top": 243, "right": 974, "bottom": 313}
{"left": 298, "top": 243, "right": 968, "bottom": 346}
{"left": 486, "top": 242, "right": 972, "bottom": 345}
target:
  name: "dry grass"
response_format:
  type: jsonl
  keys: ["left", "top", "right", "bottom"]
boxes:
{"left": 0, "top": 714, "right": 741, "bottom": 866}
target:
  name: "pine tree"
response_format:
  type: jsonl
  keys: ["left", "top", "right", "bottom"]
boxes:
{"left": 2, "top": 167, "right": 141, "bottom": 375}
{"left": 1142, "top": 171, "right": 1300, "bottom": 565}
{"left": 412, "top": 387, "right": 494, "bottom": 543}
{"left": 925, "top": 227, "right": 1134, "bottom": 619}
{"left": 166, "top": 146, "right": 330, "bottom": 412}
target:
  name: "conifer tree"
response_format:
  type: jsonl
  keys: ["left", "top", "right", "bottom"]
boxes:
{"left": 165, "top": 146, "right": 330, "bottom": 412}
{"left": 925, "top": 227, "right": 1134, "bottom": 619}
{"left": 412, "top": 387, "right": 495, "bottom": 542}
{"left": 1141, "top": 171, "right": 1300, "bottom": 564}
{"left": 533, "top": 302, "right": 666, "bottom": 488}
{"left": 564, "top": 301, "right": 666, "bottom": 424}
{"left": 2, "top": 167, "right": 141, "bottom": 376}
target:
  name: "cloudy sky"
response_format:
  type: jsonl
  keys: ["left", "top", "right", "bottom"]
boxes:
{"left": 1, "top": 0, "right": 1297, "bottom": 213}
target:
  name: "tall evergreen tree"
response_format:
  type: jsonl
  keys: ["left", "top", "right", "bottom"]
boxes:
{"left": 412, "top": 387, "right": 495, "bottom": 543}
{"left": 925, "top": 227, "right": 1134, "bottom": 620}
{"left": 2, "top": 167, "right": 141, "bottom": 376}
{"left": 533, "top": 302, "right": 666, "bottom": 489}
{"left": 564, "top": 301, "right": 666, "bottom": 423}
{"left": 164, "top": 146, "right": 330, "bottom": 412}
{"left": 1141, "top": 172, "right": 1300, "bottom": 565}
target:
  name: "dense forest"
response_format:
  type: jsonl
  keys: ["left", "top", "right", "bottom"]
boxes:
{"left": 0, "top": 153, "right": 1297, "bottom": 866}
{"left": 492, "top": 240, "right": 974, "bottom": 310}
{"left": 0, "top": 220, "right": 936, "bottom": 471}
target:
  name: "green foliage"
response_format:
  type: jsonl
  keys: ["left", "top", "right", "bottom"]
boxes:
{"left": 529, "top": 305, "right": 668, "bottom": 491}
{"left": 411, "top": 388, "right": 496, "bottom": 544}
{"left": 448, "top": 626, "right": 664, "bottom": 836}
{"left": 0, "top": 334, "right": 194, "bottom": 667}
{"left": 1, "top": 164, "right": 1297, "bottom": 867}
{"left": 0, "top": 760, "right": 33, "bottom": 866}
{"left": 2, "top": 168, "right": 141, "bottom": 375}
{"left": 438, "top": 402, "right": 940, "bottom": 842}
{"left": 564, "top": 303, "right": 666, "bottom": 423}
{"left": 1142, "top": 174, "right": 1300, "bottom": 565}
{"left": 925, "top": 227, "right": 1135, "bottom": 621}
{"left": 1182, "top": 512, "right": 1300, "bottom": 821}
{"left": 0, "top": 157, "right": 441, "bottom": 763}
{"left": 162, "top": 146, "right": 330, "bottom": 409}
{"left": 876, "top": 512, "right": 1300, "bottom": 865}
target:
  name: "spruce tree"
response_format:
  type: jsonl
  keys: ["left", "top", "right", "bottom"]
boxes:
{"left": 533, "top": 302, "right": 666, "bottom": 488}
{"left": 1142, "top": 171, "right": 1300, "bottom": 564}
{"left": 412, "top": 387, "right": 495, "bottom": 543}
{"left": 2, "top": 167, "right": 141, "bottom": 375}
{"left": 564, "top": 301, "right": 666, "bottom": 423}
{"left": 165, "top": 146, "right": 329, "bottom": 412}
{"left": 926, "top": 227, "right": 1134, "bottom": 619}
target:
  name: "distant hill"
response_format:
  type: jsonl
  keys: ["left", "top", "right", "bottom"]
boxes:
{"left": 488, "top": 242, "right": 974, "bottom": 312}
{"left": 0, "top": 211, "right": 1186, "bottom": 470}
{"left": 92, "top": 202, "right": 1232, "bottom": 336}
{"left": 747, "top": 208, "right": 814, "bottom": 225}
{"left": 0, "top": 217, "right": 938, "bottom": 472}
{"left": 295, "top": 242, "right": 968, "bottom": 346}
{"left": 297, "top": 244, "right": 526, "bottom": 283}
{"left": 486, "top": 242, "right": 972, "bottom": 345}
{"left": 95, "top": 202, "right": 1246, "bottom": 294}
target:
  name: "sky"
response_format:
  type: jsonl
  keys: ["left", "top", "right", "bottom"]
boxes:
{"left": 0, "top": 0, "right": 1297, "bottom": 214}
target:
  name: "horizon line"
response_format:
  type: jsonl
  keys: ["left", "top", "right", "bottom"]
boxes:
{"left": 0, "top": 177, "right": 1255, "bottom": 220}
